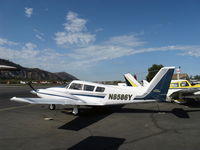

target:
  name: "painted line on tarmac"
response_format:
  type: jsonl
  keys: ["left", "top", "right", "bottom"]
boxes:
{"left": 0, "top": 104, "right": 33, "bottom": 112}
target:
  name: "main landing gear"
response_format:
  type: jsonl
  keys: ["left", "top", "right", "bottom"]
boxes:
{"left": 48, "top": 104, "right": 79, "bottom": 115}
{"left": 49, "top": 104, "right": 56, "bottom": 110}
{"left": 72, "top": 106, "right": 78, "bottom": 115}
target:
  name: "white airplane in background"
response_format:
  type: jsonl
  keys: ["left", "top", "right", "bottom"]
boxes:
{"left": 11, "top": 67, "right": 175, "bottom": 115}
{"left": 124, "top": 73, "right": 142, "bottom": 87}
{"left": 0, "top": 65, "right": 17, "bottom": 71}
{"left": 124, "top": 72, "right": 200, "bottom": 103}
{"left": 124, "top": 73, "right": 149, "bottom": 87}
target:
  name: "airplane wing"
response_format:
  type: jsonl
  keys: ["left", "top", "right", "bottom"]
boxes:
{"left": 177, "top": 88, "right": 200, "bottom": 94}
{"left": 170, "top": 88, "right": 200, "bottom": 96}
{"left": 10, "top": 97, "right": 88, "bottom": 105}
{"left": 194, "top": 91, "right": 200, "bottom": 95}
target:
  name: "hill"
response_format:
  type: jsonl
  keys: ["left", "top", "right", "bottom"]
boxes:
{"left": 0, "top": 59, "right": 77, "bottom": 81}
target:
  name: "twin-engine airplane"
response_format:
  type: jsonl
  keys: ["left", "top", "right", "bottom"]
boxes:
{"left": 11, "top": 67, "right": 175, "bottom": 115}
{"left": 124, "top": 72, "right": 200, "bottom": 103}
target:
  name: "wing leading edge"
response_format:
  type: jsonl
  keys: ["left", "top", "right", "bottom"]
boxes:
{"left": 10, "top": 97, "right": 87, "bottom": 105}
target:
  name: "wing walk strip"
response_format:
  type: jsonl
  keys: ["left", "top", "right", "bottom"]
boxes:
{"left": 0, "top": 104, "right": 32, "bottom": 112}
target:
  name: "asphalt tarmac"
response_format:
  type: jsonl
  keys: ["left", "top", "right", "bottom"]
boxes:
{"left": 1, "top": 85, "right": 200, "bottom": 150}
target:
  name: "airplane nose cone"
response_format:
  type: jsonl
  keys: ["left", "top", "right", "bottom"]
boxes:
{"left": 30, "top": 90, "right": 37, "bottom": 94}
{"left": 30, "top": 89, "right": 40, "bottom": 94}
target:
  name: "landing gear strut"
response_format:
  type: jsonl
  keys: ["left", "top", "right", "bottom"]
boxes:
{"left": 49, "top": 104, "right": 56, "bottom": 110}
{"left": 72, "top": 106, "right": 78, "bottom": 115}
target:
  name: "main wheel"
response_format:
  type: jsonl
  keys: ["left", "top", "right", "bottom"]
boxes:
{"left": 49, "top": 104, "right": 56, "bottom": 110}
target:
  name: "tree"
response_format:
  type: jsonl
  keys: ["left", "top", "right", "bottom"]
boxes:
{"left": 146, "top": 64, "right": 164, "bottom": 82}
{"left": 192, "top": 75, "right": 200, "bottom": 80}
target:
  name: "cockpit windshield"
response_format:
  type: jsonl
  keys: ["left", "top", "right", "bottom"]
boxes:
{"left": 69, "top": 83, "right": 83, "bottom": 90}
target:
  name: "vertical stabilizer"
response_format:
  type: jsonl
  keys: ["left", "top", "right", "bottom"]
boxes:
{"left": 136, "top": 67, "right": 175, "bottom": 101}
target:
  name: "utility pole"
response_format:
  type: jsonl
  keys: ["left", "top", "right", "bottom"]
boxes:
{"left": 176, "top": 66, "right": 181, "bottom": 80}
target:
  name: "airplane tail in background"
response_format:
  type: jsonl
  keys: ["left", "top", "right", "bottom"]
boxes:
{"left": 124, "top": 73, "right": 141, "bottom": 87}
{"left": 142, "top": 80, "right": 149, "bottom": 87}
{"left": 136, "top": 67, "right": 175, "bottom": 101}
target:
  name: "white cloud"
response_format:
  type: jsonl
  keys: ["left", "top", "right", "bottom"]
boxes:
{"left": 1, "top": 35, "right": 200, "bottom": 73}
{"left": 67, "top": 37, "right": 200, "bottom": 68}
{"left": 0, "top": 38, "right": 18, "bottom": 46}
{"left": 53, "top": 12, "right": 147, "bottom": 67}
{"left": 68, "top": 35, "right": 141, "bottom": 63}
{"left": 34, "top": 29, "right": 45, "bottom": 41}
{"left": 176, "top": 46, "right": 200, "bottom": 57}
{"left": 64, "top": 11, "right": 87, "bottom": 32}
{"left": 25, "top": 7, "right": 33, "bottom": 18}
{"left": 95, "top": 28, "right": 103, "bottom": 33}
{"left": 106, "top": 35, "right": 145, "bottom": 47}
{"left": 0, "top": 42, "right": 67, "bottom": 71}
{"left": 35, "top": 34, "right": 45, "bottom": 41}
{"left": 24, "top": 42, "right": 37, "bottom": 50}
{"left": 55, "top": 32, "right": 95, "bottom": 46}
{"left": 55, "top": 11, "right": 95, "bottom": 47}
{"left": 131, "top": 45, "right": 200, "bottom": 55}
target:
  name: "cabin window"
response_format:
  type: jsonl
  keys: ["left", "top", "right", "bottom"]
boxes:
{"left": 95, "top": 87, "right": 105, "bottom": 92}
{"left": 84, "top": 84, "right": 95, "bottom": 91}
{"left": 69, "top": 83, "right": 83, "bottom": 90}
{"left": 180, "top": 81, "right": 189, "bottom": 87}
{"left": 171, "top": 83, "right": 178, "bottom": 87}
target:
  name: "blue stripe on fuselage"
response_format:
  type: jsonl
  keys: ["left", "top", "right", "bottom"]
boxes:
{"left": 71, "top": 93, "right": 105, "bottom": 98}
{"left": 36, "top": 91, "right": 105, "bottom": 99}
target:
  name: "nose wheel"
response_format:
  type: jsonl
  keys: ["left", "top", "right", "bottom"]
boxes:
{"left": 49, "top": 104, "right": 56, "bottom": 110}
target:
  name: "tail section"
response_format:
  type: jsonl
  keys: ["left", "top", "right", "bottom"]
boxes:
{"left": 124, "top": 73, "right": 141, "bottom": 87}
{"left": 136, "top": 67, "right": 175, "bottom": 101}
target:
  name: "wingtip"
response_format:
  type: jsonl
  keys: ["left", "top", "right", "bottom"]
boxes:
{"left": 10, "top": 97, "right": 16, "bottom": 100}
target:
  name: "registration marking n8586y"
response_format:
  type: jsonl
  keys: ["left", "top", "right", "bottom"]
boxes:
{"left": 108, "top": 94, "right": 132, "bottom": 100}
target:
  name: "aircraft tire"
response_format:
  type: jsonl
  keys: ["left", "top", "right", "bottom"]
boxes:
{"left": 49, "top": 104, "right": 56, "bottom": 110}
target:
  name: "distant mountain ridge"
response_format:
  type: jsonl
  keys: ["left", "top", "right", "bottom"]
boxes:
{"left": 0, "top": 59, "right": 77, "bottom": 81}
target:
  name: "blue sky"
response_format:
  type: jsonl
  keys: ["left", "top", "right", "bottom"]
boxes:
{"left": 0, "top": 0, "right": 200, "bottom": 81}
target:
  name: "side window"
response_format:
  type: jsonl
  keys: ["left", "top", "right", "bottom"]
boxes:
{"left": 171, "top": 83, "right": 179, "bottom": 87}
{"left": 95, "top": 87, "right": 105, "bottom": 92}
{"left": 84, "top": 84, "right": 95, "bottom": 91}
{"left": 69, "top": 83, "right": 83, "bottom": 90}
{"left": 180, "top": 81, "right": 189, "bottom": 87}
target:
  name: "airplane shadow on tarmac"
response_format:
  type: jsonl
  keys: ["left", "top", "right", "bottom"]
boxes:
{"left": 58, "top": 105, "right": 123, "bottom": 131}
{"left": 67, "top": 136, "right": 125, "bottom": 150}
{"left": 183, "top": 101, "right": 200, "bottom": 108}
{"left": 58, "top": 103, "right": 200, "bottom": 131}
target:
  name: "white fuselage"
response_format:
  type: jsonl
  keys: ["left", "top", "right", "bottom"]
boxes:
{"left": 34, "top": 81, "right": 153, "bottom": 106}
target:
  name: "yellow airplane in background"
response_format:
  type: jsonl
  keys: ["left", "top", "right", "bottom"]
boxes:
{"left": 169, "top": 80, "right": 200, "bottom": 103}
